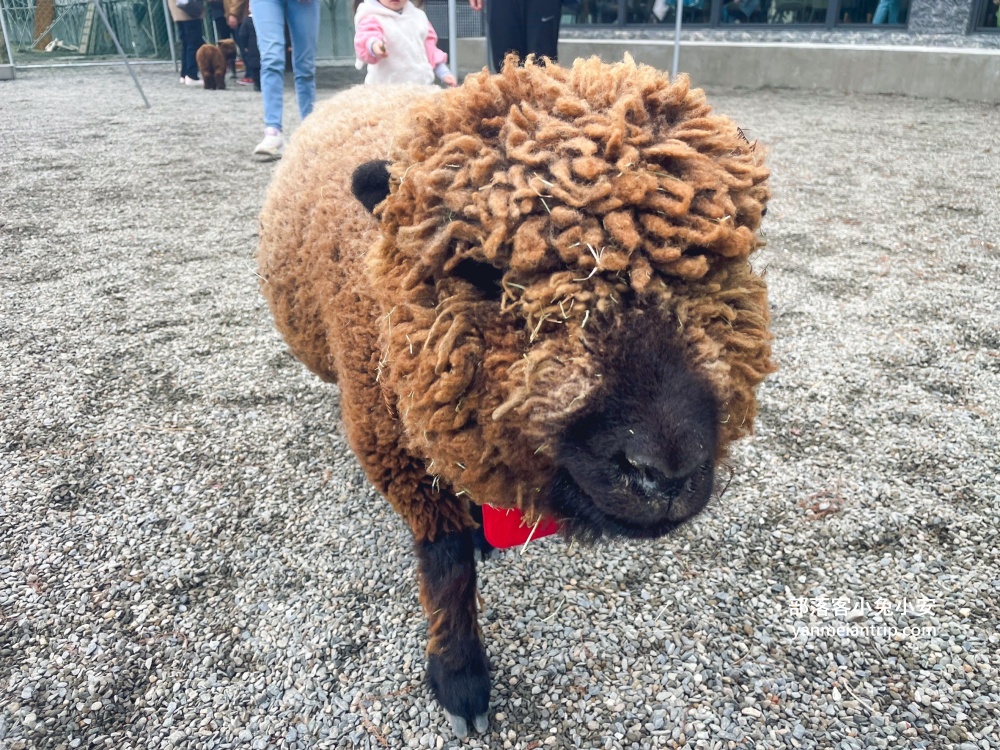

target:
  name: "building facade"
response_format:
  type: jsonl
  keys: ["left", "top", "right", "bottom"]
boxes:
{"left": 432, "top": 0, "right": 1000, "bottom": 101}
{"left": 318, "top": 0, "right": 1000, "bottom": 62}
{"left": 554, "top": 0, "right": 1000, "bottom": 44}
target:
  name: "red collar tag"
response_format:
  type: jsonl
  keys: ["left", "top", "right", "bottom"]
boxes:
{"left": 482, "top": 504, "right": 559, "bottom": 549}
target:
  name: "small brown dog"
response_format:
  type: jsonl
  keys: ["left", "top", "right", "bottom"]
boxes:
{"left": 196, "top": 40, "right": 237, "bottom": 90}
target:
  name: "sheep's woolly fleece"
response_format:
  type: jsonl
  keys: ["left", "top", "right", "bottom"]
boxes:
{"left": 258, "top": 56, "right": 774, "bottom": 539}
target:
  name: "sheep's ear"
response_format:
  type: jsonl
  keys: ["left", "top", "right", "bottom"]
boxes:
{"left": 351, "top": 160, "right": 391, "bottom": 214}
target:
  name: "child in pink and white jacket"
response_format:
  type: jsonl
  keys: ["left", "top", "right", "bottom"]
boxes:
{"left": 354, "top": 0, "right": 457, "bottom": 87}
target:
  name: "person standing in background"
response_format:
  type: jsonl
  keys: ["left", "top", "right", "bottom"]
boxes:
{"left": 208, "top": 0, "right": 232, "bottom": 41}
{"left": 168, "top": 0, "right": 205, "bottom": 86}
{"left": 249, "top": 0, "right": 320, "bottom": 158}
{"left": 353, "top": 0, "right": 457, "bottom": 87}
{"left": 983, "top": 0, "right": 999, "bottom": 26}
{"left": 224, "top": 0, "right": 249, "bottom": 33}
{"left": 238, "top": 11, "right": 261, "bottom": 90}
{"left": 871, "top": 0, "right": 899, "bottom": 24}
{"left": 468, "top": 0, "right": 561, "bottom": 74}
{"left": 224, "top": 0, "right": 254, "bottom": 83}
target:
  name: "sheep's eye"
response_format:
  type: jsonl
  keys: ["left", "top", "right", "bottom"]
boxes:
{"left": 451, "top": 258, "right": 504, "bottom": 300}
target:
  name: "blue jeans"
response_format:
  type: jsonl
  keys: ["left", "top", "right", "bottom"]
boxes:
{"left": 249, "top": 0, "right": 320, "bottom": 131}
{"left": 872, "top": 0, "right": 898, "bottom": 23}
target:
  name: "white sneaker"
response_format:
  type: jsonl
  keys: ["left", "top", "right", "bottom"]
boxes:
{"left": 253, "top": 127, "right": 283, "bottom": 159}
{"left": 183, "top": 76, "right": 203, "bottom": 87}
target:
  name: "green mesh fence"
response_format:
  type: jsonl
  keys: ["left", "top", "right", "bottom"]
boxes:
{"left": 1, "top": 0, "right": 174, "bottom": 64}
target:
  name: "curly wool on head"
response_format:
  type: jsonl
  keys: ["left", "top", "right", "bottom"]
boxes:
{"left": 369, "top": 55, "right": 774, "bottom": 518}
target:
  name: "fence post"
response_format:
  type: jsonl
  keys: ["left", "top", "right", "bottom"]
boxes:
{"left": 161, "top": 0, "right": 177, "bottom": 73}
{"left": 672, "top": 0, "right": 682, "bottom": 78}
{"left": 91, "top": 0, "right": 151, "bottom": 107}
{"left": 447, "top": 0, "right": 456, "bottom": 79}
{"left": 0, "top": 0, "right": 15, "bottom": 69}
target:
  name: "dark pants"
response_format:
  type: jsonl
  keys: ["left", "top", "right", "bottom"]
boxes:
{"left": 213, "top": 15, "right": 232, "bottom": 41}
{"left": 176, "top": 19, "right": 204, "bottom": 80}
{"left": 486, "top": 0, "right": 562, "bottom": 74}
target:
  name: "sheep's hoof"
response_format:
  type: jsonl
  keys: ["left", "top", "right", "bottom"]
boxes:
{"left": 445, "top": 711, "right": 468, "bottom": 739}
{"left": 444, "top": 711, "right": 490, "bottom": 739}
{"left": 428, "top": 644, "right": 490, "bottom": 738}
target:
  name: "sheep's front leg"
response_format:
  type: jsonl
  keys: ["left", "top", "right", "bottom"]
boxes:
{"left": 416, "top": 529, "right": 490, "bottom": 738}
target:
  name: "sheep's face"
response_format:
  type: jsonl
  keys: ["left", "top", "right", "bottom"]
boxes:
{"left": 219, "top": 39, "right": 237, "bottom": 62}
{"left": 366, "top": 58, "right": 774, "bottom": 540}
{"left": 545, "top": 306, "right": 721, "bottom": 541}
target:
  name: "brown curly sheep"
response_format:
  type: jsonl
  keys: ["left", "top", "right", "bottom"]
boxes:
{"left": 257, "top": 55, "right": 774, "bottom": 737}
{"left": 196, "top": 41, "right": 234, "bottom": 90}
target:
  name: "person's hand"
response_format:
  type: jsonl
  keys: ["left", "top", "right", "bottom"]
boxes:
{"left": 443, "top": 73, "right": 457, "bottom": 87}
{"left": 372, "top": 39, "right": 388, "bottom": 57}
{"left": 468, "top": 0, "right": 482, "bottom": 10}
{"left": 227, "top": 13, "right": 238, "bottom": 28}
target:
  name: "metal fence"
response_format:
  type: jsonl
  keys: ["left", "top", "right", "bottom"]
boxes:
{"left": 423, "top": 0, "right": 486, "bottom": 39}
{"left": 0, "top": 0, "right": 484, "bottom": 69}
{"left": 0, "top": 0, "right": 175, "bottom": 63}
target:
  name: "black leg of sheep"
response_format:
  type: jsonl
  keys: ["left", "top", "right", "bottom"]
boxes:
{"left": 468, "top": 503, "right": 495, "bottom": 562}
{"left": 416, "top": 530, "right": 490, "bottom": 738}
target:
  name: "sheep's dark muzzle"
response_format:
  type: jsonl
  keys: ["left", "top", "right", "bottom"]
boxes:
{"left": 547, "top": 456, "right": 715, "bottom": 541}
{"left": 543, "top": 309, "right": 720, "bottom": 541}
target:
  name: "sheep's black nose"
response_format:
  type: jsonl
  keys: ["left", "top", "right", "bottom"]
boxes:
{"left": 623, "top": 441, "right": 708, "bottom": 480}
{"left": 617, "top": 449, "right": 702, "bottom": 499}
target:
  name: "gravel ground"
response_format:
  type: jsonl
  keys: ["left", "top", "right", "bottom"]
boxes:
{"left": 1, "top": 64, "right": 998, "bottom": 750}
